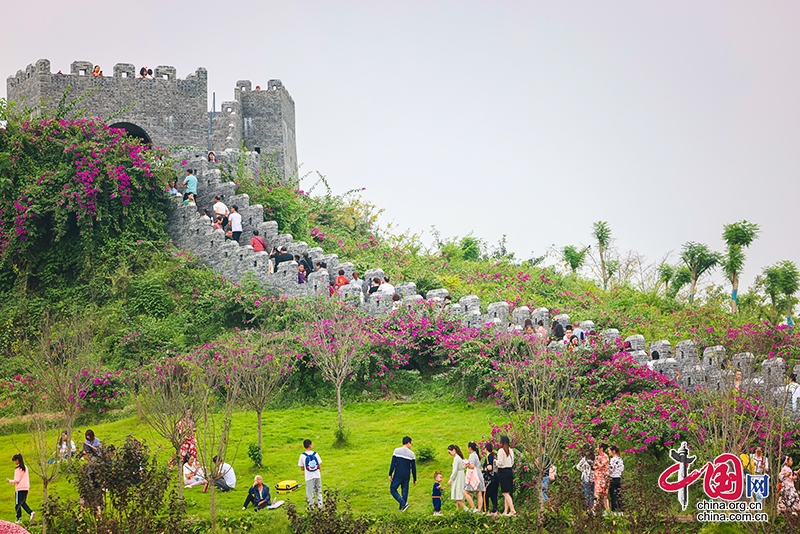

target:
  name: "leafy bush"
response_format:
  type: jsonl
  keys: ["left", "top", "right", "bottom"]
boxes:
{"left": 247, "top": 443, "right": 263, "bottom": 468}
{"left": 415, "top": 444, "right": 436, "bottom": 463}
{"left": 45, "top": 435, "right": 186, "bottom": 534}
{"left": 286, "top": 489, "right": 369, "bottom": 534}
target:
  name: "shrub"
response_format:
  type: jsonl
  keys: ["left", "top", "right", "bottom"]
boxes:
{"left": 45, "top": 435, "right": 186, "bottom": 534}
{"left": 286, "top": 489, "right": 369, "bottom": 534}
{"left": 247, "top": 443, "right": 263, "bottom": 468}
{"left": 415, "top": 444, "right": 436, "bottom": 463}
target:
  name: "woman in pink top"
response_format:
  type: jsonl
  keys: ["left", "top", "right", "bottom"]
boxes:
{"left": 6, "top": 453, "right": 34, "bottom": 524}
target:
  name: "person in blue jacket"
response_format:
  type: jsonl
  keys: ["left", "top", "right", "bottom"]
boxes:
{"left": 242, "top": 475, "right": 271, "bottom": 511}
{"left": 388, "top": 436, "right": 417, "bottom": 511}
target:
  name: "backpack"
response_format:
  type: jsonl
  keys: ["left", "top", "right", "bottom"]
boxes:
{"left": 548, "top": 464, "right": 557, "bottom": 481}
{"left": 303, "top": 452, "right": 320, "bottom": 472}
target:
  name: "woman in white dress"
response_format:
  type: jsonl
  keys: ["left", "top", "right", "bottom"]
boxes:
{"left": 447, "top": 444, "right": 467, "bottom": 511}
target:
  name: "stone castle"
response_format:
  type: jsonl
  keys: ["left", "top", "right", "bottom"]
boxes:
{"left": 6, "top": 59, "right": 297, "bottom": 179}
{"left": 7, "top": 59, "right": 799, "bottom": 415}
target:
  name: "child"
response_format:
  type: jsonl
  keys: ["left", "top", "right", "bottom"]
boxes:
{"left": 298, "top": 439, "right": 322, "bottom": 508}
{"left": 432, "top": 471, "right": 443, "bottom": 516}
{"left": 7, "top": 454, "right": 34, "bottom": 524}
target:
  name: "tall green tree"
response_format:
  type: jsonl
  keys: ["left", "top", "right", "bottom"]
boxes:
{"left": 562, "top": 245, "right": 588, "bottom": 274}
{"left": 668, "top": 266, "right": 692, "bottom": 299}
{"left": 658, "top": 264, "right": 675, "bottom": 294}
{"left": 592, "top": 221, "right": 613, "bottom": 289}
{"left": 763, "top": 260, "right": 800, "bottom": 326}
{"left": 721, "top": 221, "right": 760, "bottom": 313}
{"left": 680, "top": 242, "right": 722, "bottom": 303}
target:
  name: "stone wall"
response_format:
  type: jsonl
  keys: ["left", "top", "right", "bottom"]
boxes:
{"left": 166, "top": 156, "right": 799, "bottom": 419}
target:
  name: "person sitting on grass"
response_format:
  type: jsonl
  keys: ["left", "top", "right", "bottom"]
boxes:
{"left": 83, "top": 430, "right": 102, "bottom": 457}
{"left": 210, "top": 456, "right": 236, "bottom": 492}
{"left": 183, "top": 455, "right": 205, "bottom": 488}
{"left": 242, "top": 475, "right": 271, "bottom": 511}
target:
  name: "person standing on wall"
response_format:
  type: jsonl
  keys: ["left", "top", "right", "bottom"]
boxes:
{"left": 388, "top": 436, "right": 417, "bottom": 511}
{"left": 182, "top": 169, "right": 198, "bottom": 201}
{"left": 7, "top": 454, "right": 34, "bottom": 524}
{"left": 213, "top": 196, "right": 229, "bottom": 229}
{"left": 228, "top": 205, "right": 242, "bottom": 243}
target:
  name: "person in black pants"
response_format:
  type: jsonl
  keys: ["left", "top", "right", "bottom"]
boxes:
{"left": 609, "top": 445, "right": 624, "bottom": 514}
{"left": 388, "top": 436, "right": 417, "bottom": 511}
{"left": 242, "top": 475, "right": 271, "bottom": 511}
{"left": 483, "top": 443, "right": 499, "bottom": 516}
{"left": 7, "top": 453, "right": 34, "bottom": 524}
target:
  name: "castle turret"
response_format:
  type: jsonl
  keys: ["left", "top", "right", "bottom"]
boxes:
{"left": 6, "top": 59, "right": 298, "bottom": 181}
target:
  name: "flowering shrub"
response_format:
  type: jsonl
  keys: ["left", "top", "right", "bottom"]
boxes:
{"left": 0, "top": 105, "right": 172, "bottom": 290}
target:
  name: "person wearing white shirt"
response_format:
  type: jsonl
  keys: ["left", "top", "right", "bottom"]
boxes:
{"left": 212, "top": 196, "right": 229, "bottom": 229}
{"left": 212, "top": 455, "right": 236, "bottom": 492}
{"left": 608, "top": 445, "right": 624, "bottom": 513}
{"left": 379, "top": 280, "right": 395, "bottom": 295}
{"left": 496, "top": 436, "right": 516, "bottom": 516}
{"left": 789, "top": 374, "right": 800, "bottom": 412}
{"left": 298, "top": 439, "right": 322, "bottom": 508}
{"left": 228, "top": 205, "right": 243, "bottom": 243}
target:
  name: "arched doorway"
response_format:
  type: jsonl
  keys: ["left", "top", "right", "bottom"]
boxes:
{"left": 108, "top": 122, "right": 152, "bottom": 144}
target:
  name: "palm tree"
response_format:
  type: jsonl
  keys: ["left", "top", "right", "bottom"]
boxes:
{"left": 721, "top": 221, "right": 760, "bottom": 313}
{"left": 562, "top": 245, "right": 588, "bottom": 274}
{"left": 763, "top": 260, "right": 800, "bottom": 325}
{"left": 592, "top": 221, "right": 612, "bottom": 289}
{"left": 680, "top": 242, "right": 722, "bottom": 303}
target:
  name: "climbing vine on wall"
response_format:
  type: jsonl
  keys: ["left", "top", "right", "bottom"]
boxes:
{"left": 0, "top": 99, "right": 173, "bottom": 291}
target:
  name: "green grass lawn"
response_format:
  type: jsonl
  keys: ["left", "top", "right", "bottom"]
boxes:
{"left": 0, "top": 400, "right": 506, "bottom": 532}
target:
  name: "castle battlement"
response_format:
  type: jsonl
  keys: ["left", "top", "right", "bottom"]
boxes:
{"left": 6, "top": 59, "right": 297, "bottom": 180}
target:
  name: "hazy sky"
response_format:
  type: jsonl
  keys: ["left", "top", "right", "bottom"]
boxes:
{"left": 3, "top": 1, "right": 799, "bottom": 292}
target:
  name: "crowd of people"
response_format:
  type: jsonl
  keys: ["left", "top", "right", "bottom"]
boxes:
{"left": 171, "top": 169, "right": 413, "bottom": 304}
{"left": 574, "top": 443, "right": 624, "bottom": 516}
{"left": 12, "top": 410, "right": 800, "bottom": 525}
{"left": 387, "top": 436, "right": 518, "bottom": 517}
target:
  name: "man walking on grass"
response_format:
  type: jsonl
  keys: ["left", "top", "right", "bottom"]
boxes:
{"left": 389, "top": 436, "right": 417, "bottom": 511}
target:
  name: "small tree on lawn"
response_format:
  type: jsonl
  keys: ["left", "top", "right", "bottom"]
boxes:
{"left": 190, "top": 344, "right": 241, "bottom": 530}
{"left": 721, "top": 220, "right": 760, "bottom": 313}
{"left": 235, "top": 331, "right": 295, "bottom": 452}
{"left": 763, "top": 260, "right": 800, "bottom": 326}
{"left": 680, "top": 242, "right": 722, "bottom": 303}
{"left": 493, "top": 333, "right": 577, "bottom": 525}
{"left": 302, "top": 300, "right": 371, "bottom": 442}
{"left": 134, "top": 356, "right": 196, "bottom": 499}
{"left": 26, "top": 315, "right": 98, "bottom": 452}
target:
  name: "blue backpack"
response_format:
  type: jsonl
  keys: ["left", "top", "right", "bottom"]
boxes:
{"left": 303, "top": 452, "right": 320, "bottom": 472}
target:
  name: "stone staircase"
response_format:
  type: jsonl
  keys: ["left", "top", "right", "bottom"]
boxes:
{"left": 165, "top": 149, "right": 800, "bottom": 416}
